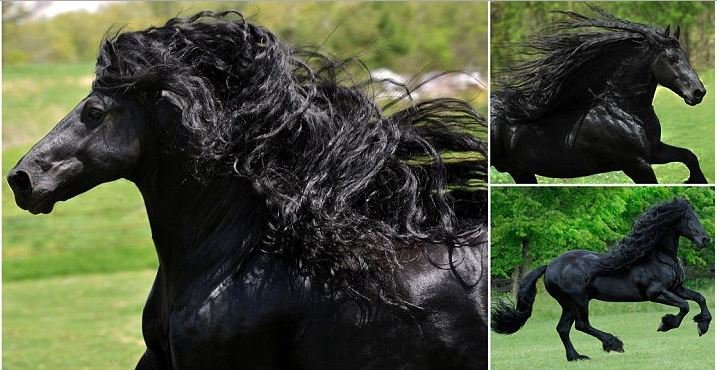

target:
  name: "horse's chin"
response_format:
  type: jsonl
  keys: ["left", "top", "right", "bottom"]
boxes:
{"left": 23, "top": 193, "right": 56, "bottom": 215}
{"left": 684, "top": 96, "right": 702, "bottom": 106}
{"left": 16, "top": 186, "right": 69, "bottom": 215}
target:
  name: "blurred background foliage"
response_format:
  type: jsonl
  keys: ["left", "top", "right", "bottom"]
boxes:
{"left": 491, "top": 1, "right": 715, "bottom": 72}
{"left": 491, "top": 187, "right": 715, "bottom": 295}
{"left": 3, "top": 1, "right": 488, "bottom": 76}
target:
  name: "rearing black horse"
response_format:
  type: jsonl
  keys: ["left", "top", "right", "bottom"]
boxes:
{"left": 491, "top": 6, "right": 708, "bottom": 184}
{"left": 493, "top": 198, "right": 712, "bottom": 361}
{"left": 7, "top": 11, "right": 488, "bottom": 370}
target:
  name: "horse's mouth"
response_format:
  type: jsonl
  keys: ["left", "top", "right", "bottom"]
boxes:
{"left": 12, "top": 187, "right": 59, "bottom": 215}
{"left": 684, "top": 96, "right": 703, "bottom": 106}
{"left": 24, "top": 193, "right": 56, "bottom": 215}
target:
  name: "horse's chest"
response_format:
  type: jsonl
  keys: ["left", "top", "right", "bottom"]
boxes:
{"left": 654, "top": 254, "right": 685, "bottom": 287}
{"left": 164, "top": 278, "right": 307, "bottom": 369}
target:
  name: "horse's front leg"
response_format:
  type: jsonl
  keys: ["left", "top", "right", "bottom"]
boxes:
{"left": 650, "top": 289, "right": 690, "bottom": 332}
{"left": 651, "top": 142, "right": 707, "bottom": 184}
{"left": 674, "top": 286, "right": 712, "bottom": 336}
{"left": 135, "top": 348, "right": 169, "bottom": 370}
{"left": 622, "top": 158, "right": 658, "bottom": 184}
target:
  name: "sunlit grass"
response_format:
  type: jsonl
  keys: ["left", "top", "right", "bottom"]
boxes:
{"left": 491, "top": 284, "right": 715, "bottom": 369}
{"left": 3, "top": 270, "right": 154, "bottom": 370}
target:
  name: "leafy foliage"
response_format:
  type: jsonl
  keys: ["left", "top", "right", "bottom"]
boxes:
{"left": 491, "top": 1, "right": 714, "bottom": 73}
{"left": 2, "top": 2, "right": 488, "bottom": 76}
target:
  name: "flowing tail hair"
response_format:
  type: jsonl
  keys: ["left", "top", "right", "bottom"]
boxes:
{"left": 492, "top": 265, "right": 547, "bottom": 334}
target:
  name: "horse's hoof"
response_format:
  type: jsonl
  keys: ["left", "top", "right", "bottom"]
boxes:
{"left": 658, "top": 314, "right": 679, "bottom": 332}
{"left": 693, "top": 314, "right": 711, "bottom": 336}
{"left": 568, "top": 354, "right": 591, "bottom": 361}
{"left": 697, "top": 321, "right": 710, "bottom": 336}
{"left": 603, "top": 336, "right": 624, "bottom": 353}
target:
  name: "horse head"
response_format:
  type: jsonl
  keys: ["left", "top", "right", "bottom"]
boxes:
{"left": 651, "top": 25, "right": 706, "bottom": 106}
{"left": 7, "top": 92, "right": 153, "bottom": 214}
{"left": 676, "top": 199, "right": 711, "bottom": 247}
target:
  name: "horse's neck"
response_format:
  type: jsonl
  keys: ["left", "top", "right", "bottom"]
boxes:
{"left": 136, "top": 163, "right": 262, "bottom": 296}
{"left": 550, "top": 50, "right": 657, "bottom": 116}
{"left": 654, "top": 228, "right": 680, "bottom": 261}
{"left": 603, "top": 55, "right": 658, "bottom": 112}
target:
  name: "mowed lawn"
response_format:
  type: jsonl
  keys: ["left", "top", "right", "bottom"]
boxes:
{"left": 491, "top": 69, "right": 716, "bottom": 184}
{"left": 3, "top": 271, "right": 154, "bottom": 370}
{"left": 4, "top": 64, "right": 158, "bottom": 368}
{"left": 491, "top": 284, "right": 716, "bottom": 369}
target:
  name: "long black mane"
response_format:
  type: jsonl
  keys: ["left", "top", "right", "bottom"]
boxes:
{"left": 493, "top": 4, "right": 678, "bottom": 123}
{"left": 92, "top": 11, "right": 486, "bottom": 306}
{"left": 596, "top": 198, "right": 691, "bottom": 272}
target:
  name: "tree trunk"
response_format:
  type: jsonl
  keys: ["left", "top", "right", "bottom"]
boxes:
{"left": 511, "top": 265, "right": 521, "bottom": 299}
{"left": 511, "top": 239, "right": 532, "bottom": 298}
{"left": 521, "top": 239, "right": 532, "bottom": 278}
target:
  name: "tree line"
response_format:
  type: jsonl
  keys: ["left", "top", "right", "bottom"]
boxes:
{"left": 491, "top": 187, "right": 715, "bottom": 293}
{"left": 2, "top": 2, "right": 488, "bottom": 76}
{"left": 491, "top": 1, "right": 715, "bottom": 73}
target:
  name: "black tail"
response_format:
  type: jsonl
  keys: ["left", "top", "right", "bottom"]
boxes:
{"left": 491, "top": 265, "right": 547, "bottom": 334}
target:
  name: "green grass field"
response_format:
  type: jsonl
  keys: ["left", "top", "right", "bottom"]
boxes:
{"left": 491, "top": 284, "right": 716, "bottom": 369}
{"left": 3, "top": 271, "right": 154, "bottom": 369}
{"left": 491, "top": 69, "right": 716, "bottom": 184}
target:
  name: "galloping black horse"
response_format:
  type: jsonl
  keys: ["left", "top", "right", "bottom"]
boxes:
{"left": 493, "top": 198, "right": 712, "bottom": 361}
{"left": 491, "top": 6, "right": 708, "bottom": 184}
{"left": 7, "top": 11, "right": 488, "bottom": 370}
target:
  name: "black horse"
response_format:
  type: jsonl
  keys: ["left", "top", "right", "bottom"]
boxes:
{"left": 7, "top": 11, "right": 488, "bottom": 370}
{"left": 493, "top": 198, "right": 712, "bottom": 361}
{"left": 491, "top": 6, "right": 708, "bottom": 184}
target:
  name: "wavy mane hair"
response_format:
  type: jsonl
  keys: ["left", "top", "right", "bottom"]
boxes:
{"left": 493, "top": 4, "right": 680, "bottom": 123}
{"left": 92, "top": 11, "right": 487, "bottom": 306}
{"left": 596, "top": 198, "right": 692, "bottom": 273}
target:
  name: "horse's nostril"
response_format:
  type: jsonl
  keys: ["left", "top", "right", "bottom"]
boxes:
{"left": 694, "top": 89, "right": 706, "bottom": 98}
{"left": 8, "top": 170, "right": 33, "bottom": 194}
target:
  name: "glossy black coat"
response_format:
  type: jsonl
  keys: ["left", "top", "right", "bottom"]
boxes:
{"left": 492, "top": 15, "right": 708, "bottom": 184}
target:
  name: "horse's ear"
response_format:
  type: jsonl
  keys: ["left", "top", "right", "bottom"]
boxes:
{"left": 664, "top": 25, "right": 671, "bottom": 38}
{"left": 674, "top": 25, "right": 680, "bottom": 40}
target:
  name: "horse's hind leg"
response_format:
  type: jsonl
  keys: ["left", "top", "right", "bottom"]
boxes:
{"left": 573, "top": 299, "right": 624, "bottom": 354}
{"left": 649, "top": 289, "right": 690, "bottom": 332}
{"left": 508, "top": 171, "right": 537, "bottom": 184}
{"left": 556, "top": 307, "right": 589, "bottom": 361}
{"left": 674, "top": 286, "right": 712, "bottom": 336}
{"left": 651, "top": 142, "right": 707, "bottom": 184}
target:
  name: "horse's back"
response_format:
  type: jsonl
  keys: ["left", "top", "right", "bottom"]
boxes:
{"left": 544, "top": 250, "right": 601, "bottom": 295}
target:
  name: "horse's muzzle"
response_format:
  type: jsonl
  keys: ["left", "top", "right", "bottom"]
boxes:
{"left": 7, "top": 168, "right": 56, "bottom": 214}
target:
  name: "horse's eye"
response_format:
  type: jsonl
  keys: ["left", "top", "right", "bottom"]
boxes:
{"left": 87, "top": 107, "right": 104, "bottom": 120}
{"left": 669, "top": 56, "right": 679, "bottom": 64}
